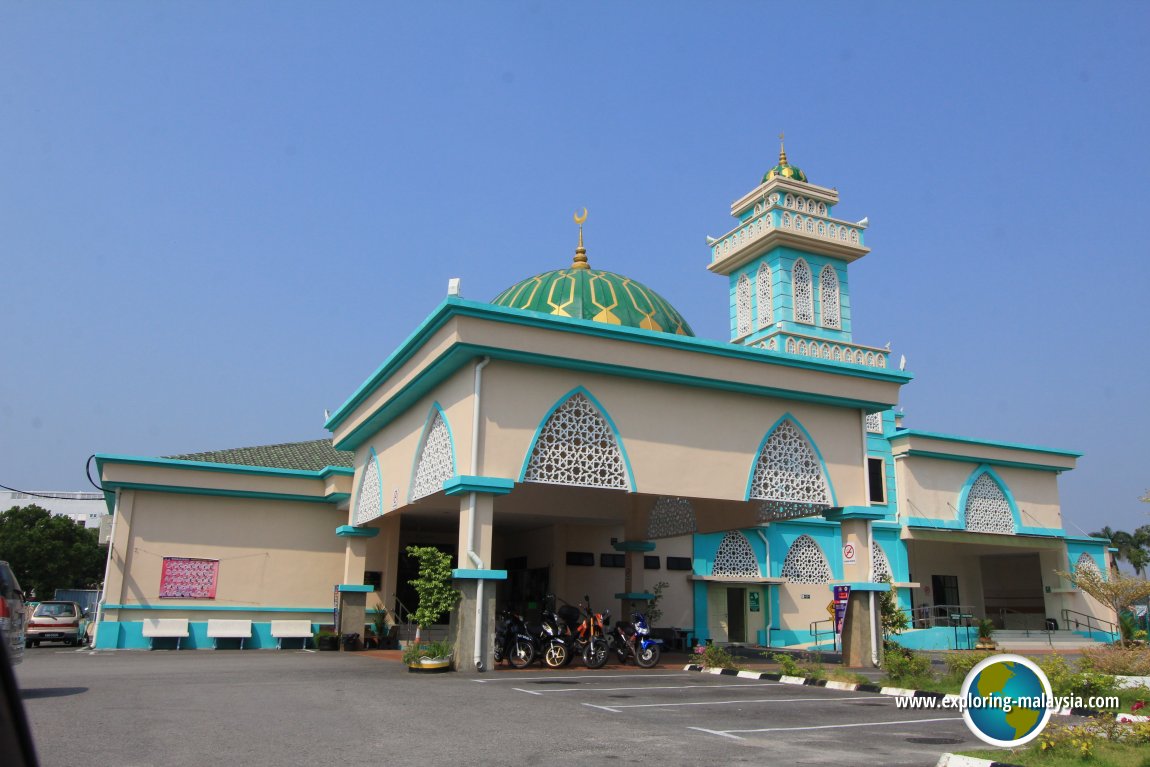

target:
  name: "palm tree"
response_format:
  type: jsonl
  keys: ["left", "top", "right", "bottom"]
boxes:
{"left": 1092, "top": 526, "right": 1150, "bottom": 578}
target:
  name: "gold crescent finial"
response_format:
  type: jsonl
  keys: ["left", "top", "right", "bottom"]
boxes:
{"left": 778, "top": 132, "right": 788, "bottom": 165}
{"left": 572, "top": 208, "right": 589, "bottom": 270}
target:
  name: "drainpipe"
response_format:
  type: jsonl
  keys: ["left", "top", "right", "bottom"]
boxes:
{"left": 467, "top": 357, "right": 491, "bottom": 670}
{"left": 755, "top": 528, "right": 771, "bottom": 647}
{"left": 868, "top": 518, "right": 880, "bottom": 667}
{"left": 94, "top": 487, "right": 121, "bottom": 646}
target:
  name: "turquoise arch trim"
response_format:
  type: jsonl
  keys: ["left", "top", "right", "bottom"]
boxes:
{"left": 1066, "top": 540, "right": 1109, "bottom": 581}
{"left": 517, "top": 385, "right": 637, "bottom": 492}
{"left": 744, "top": 413, "right": 838, "bottom": 506}
{"left": 956, "top": 465, "right": 1022, "bottom": 533}
{"left": 354, "top": 448, "right": 383, "bottom": 523}
{"left": 407, "top": 402, "right": 457, "bottom": 502}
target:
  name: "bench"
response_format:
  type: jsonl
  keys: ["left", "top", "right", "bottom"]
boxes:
{"left": 270, "top": 620, "right": 313, "bottom": 650}
{"left": 142, "top": 618, "right": 190, "bottom": 650}
{"left": 206, "top": 619, "right": 253, "bottom": 649}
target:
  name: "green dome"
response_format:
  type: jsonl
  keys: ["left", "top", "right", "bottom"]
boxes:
{"left": 762, "top": 162, "right": 807, "bottom": 183}
{"left": 491, "top": 268, "right": 694, "bottom": 336}
{"left": 762, "top": 137, "right": 808, "bottom": 183}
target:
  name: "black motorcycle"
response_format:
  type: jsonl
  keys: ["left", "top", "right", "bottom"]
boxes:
{"left": 492, "top": 609, "right": 534, "bottom": 668}
{"left": 607, "top": 611, "right": 662, "bottom": 668}
{"left": 532, "top": 597, "right": 575, "bottom": 669}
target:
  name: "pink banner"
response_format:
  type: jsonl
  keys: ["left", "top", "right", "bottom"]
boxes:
{"left": 159, "top": 557, "right": 219, "bottom": 599}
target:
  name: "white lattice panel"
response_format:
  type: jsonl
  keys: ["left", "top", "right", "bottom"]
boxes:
{"left": 793, "top": 259, "right": 813, "bottom": 323}
{"left": 647, "top": 496, "right": 696, "bottom": 539}
{"left": 819, "top": 265, "right": 841, "bottom": 329}
{"left": 865, "top": 412, "right": 883, "bottom": 434}
{"left": 410, "top": 411, "right": 454, "bottom": 500}
{"left": 757, "top": 263, "right": 773, "bottom": 329}
{"left": 871, "top": 541, "right": 892, "bottom": 583}
{"left": 780, "top": 534, "right": 831, "bottom": 584}
{"left": 750, "top": 420, "right": 831, "bottom": 507}
{"left": 524, "top": 392, "right": 629, "bottom": 489}
{"left": 963, "top": 473, "right": 1015, "bottom": 534}
{"left": 736, "top": 274, "right": 752, "bottom": 337}
{"left": 1075, "top": 553, "right": 1102, "bottom": 579}
{"left": 712, "top": 531, "right": 760, "bottom": 578}
{"left": 353, "top": 455, "right": 382, "bottom": 524}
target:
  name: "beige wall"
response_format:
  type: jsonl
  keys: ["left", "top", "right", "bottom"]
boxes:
{"left": 106, "top": 489, "right": 346, "bottom": 620}
{"left": 896, "top": 455, "right": 1065, "bottom": 530}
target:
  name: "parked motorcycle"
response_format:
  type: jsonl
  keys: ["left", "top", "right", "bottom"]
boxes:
{"left": 563, "top": 596, "right": 611, "bottom": 669}
{"left": 492, "top": 609, "right": 534, "bottom": 668}
{"left": 608, "top": 611, "right": 662, "bottom": 668}
{"left": 532, "top": 598, "right": 575, "bottom": 669}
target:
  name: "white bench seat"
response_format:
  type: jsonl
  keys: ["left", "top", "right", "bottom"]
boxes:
{"left": 270, "top": 620, "right": 313, "bottom": 649}
{"left": 141, "top": 618, "right": 190, "bottom": 650}
{"left": 206, "top": 619, "right": 253, "bottom": 649}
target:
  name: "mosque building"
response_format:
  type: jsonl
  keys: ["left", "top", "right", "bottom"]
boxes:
{"left": 93, "top": 143, "right": 1114, "bottom": 666}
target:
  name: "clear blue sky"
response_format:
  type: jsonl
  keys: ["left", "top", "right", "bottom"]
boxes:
{"left": 2, "top": 2, "right": 1147, "bottom": 534}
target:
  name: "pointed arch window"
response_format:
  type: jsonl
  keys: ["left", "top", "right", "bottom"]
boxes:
{"left": 524, "top": 391, "right": 630, "bottom": 490}
{"left": 410, "top": 409, "right": 455, "bottom": 500}
{"left": 963, "top": 472, "right": 1015, "bottom": 534}
{"left": 736, "top": 274, "right": 752, "bottom": 337}
{"left": 353, "top": 450, "right": 383, "bottom": 524}
{"left": 750, "top": 419, "right": 832, "bottom": 520}
{"left": 756, "top": 263, "right": 773, "bottom": 329}
{"left": 647, "top": 496, "right": 697, "bottom": 539}
{"left": 819, "top": 264, "right": 841, "bottom": 329}
{"left": 1074, "top": 552, "right": 1103, "bottom": 580}
{"left": 780, "top": 534, "right": 831, "bottom": 583}
{"left": 712, "top": 531, "right": 760, "bottom": 577}
{"left": 793, "top": 259, "right": 814, "bottom": 323}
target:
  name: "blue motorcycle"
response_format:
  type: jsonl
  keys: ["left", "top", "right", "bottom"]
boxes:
{"left": 608, "top": 611, "right": 662, "bottom": 668}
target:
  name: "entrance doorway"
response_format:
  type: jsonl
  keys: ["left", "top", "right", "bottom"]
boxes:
{"left": 980, "top": 553, "right": 1045, "bottom": 628}
{"left": 726, "top": 588, "right": 746, "bottom": 643}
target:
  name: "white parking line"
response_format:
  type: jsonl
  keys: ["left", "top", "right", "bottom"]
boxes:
{"left": 690, "top": 716, "right": 963, "bottom": 740}
{"left": 513, "top": 682, "right": 780, "bottom": 695}
{"left": 472, "top": 672, "right": 691, "bottom": 683}
{"left": 592, "top": 694, "right": 887, "bottom": 710}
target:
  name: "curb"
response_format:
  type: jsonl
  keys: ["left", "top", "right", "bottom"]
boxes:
{"left": 933, "top": 756, "right": 1024, "bottom": 767}
{"left": 680, "top": 664, "right": 1103, "bottom": 717}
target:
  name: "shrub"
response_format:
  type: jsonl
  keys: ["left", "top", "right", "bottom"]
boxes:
{"left": 402, "top": 639, "right": 453, "bottom": 665}
{"left": 883, "top": 644, "right": 934, "bottom": 686}
{"left": 769, "top": 652, "right": 801, "bottom": 676}
{"left": 1080, "top": 644, "right": 1150, "bottom": 676}
{"left": 1035, "top": 654, "right": 1120, "bottom": 700}
{"left": 695, "top": 644, "right": 741, "bottom": 670}
{"left": 942, "top": 651, "right": 996, "bottom": 684}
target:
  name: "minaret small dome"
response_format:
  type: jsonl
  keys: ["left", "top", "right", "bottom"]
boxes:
{"left": 762, "top": 134, "right": 808, "bottom": 183}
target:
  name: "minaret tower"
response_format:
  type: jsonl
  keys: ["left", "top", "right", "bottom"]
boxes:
{"left": 708, "top": 137, "right": 885, "bottom": 367}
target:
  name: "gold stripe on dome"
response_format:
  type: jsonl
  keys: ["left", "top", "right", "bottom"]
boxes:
{"left": 587, "top": 272, "right": 621, "bottom": 325}
{"left": 507, "top": 275, "right": 544, "bottom": 308}
{"left": 620, "top": 279, "right": 663, "bottom": 332}
{"left": 546, "top": 271, "right": 576, "bottom": 317}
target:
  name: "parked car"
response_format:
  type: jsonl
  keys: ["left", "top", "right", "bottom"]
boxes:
{"left": 26, "top": 601, "right": 83, "bottom": 647}
{"left": 0, "top": 562, "right": 27, "bottom": 665}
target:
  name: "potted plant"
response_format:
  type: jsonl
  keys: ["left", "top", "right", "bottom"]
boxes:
{"left": 976, "top": 618, "right": 997, "bottom": 650}
{"left": 314, "top": 628, "right": 339, "bottom": 651}
{"left": 403, "top": 545, "right": 461, "bottom": 672}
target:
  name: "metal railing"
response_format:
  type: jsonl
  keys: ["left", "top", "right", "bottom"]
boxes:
{"left": 1061, "top": 608, "right": 1118, "bottom": 641}
{"left": 809, "top": 618, "right": 838, "bottom": 652}
{"left": 903, "top": 604, "right": 979, "bottom": 630}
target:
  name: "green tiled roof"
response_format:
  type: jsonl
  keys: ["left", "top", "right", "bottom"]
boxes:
{"left": 166, "top": 439, "right": 354, "bottom": 471}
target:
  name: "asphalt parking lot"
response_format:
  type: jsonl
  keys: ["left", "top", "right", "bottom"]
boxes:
{"left": 15, "top": 647, "right": 992, "bottom": 766}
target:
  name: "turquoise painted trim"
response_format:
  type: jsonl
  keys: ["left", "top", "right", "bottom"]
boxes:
{"left": 904, "top": 516, "right": 964, "bottom": 531}
{"left": 889, "top": 626, "right": 978, "bottom": 652}
{"left": 1017, "top": 526, "right": 1068, "bottom": 538}
{"left": 823, "top": 506, "right": 886, "bottom": 522}
{"left": 326, "top": 298, "right": 912, "bottom": 449}
{"left": 407, "top": 402, "right": 457, "bottom": 502}
{"left": 1065, "top": 535, "right": 1111, "bottom": 544}
{"left": 336, "top": 525, "right": 380, "bottom": 538}
{"left": 337, "top": 584, "right": 374, "bottom": 593}
{"left": 94, "top": 620, "right": 330, "bottom": 650}
{"left": 744, "top": 413, "right": 838, "bottom": 506}
{"left": 320, "top": 466, "right": 355, "bottom": 478}
{"left": 1066, "top": 540, "right": 1109, "bottom": 581}
{"left": 352, "top": 447, "right": 383, "bottom": 522}
{"left": 104, "top": 604, "right": 331, "bottom": 612}
{"left": 838, "top": 582, "right": 890, "bottom": 592}
{"left": 442, "top": 475, "right": 515, "bottom": 497}
{"left": 97, "top": 481, "right": 343, "bottom": 505}
{"left": 957, "top": 465, "right": 1023, "bottom": 533}
{"left": 96, "top": 453, "right": 348, "bottom": 481}
{"left": 518, "top": 386, "right": 637, "bottom": 492}
{"left": 894, "top": 449, "right": 1069, "bottom": 473}
{"left": 614, "top": 592, "right": 655, "bottom": 600}
{"left": 612, "top": 540, "right": 656, "bottom": 552}
{"left": 326, "top": 492, "right": 351, "bottom": 504}
{"left": 452, "top": 568, "right": 508, "bottom": 580}
{"left": 891, "top": 429, "right": 1082, "bottom": 458}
